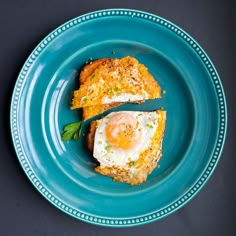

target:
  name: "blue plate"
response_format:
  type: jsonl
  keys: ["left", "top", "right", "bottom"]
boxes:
{"left": 10, "top": 9, "right": 227, "bottom": 227}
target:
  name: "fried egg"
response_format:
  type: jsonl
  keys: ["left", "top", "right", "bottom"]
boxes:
{"left": 71, "top": 56, "right": 161, "bottom": 109}
{"left": 90, "top": 110, "right": 166, "bottom": 185}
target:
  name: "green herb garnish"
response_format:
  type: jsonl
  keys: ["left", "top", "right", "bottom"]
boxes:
{"left": 129, "top": 161, "right": 136, "bottom": 167}
{"left": 112, "top": 50, "right": 115, "bottom": 54}
{"left": 162, "top": 90, "right": 166, "bottom": 94}
{"left": 61, "top": 121, "right": 82, "bottom": 141}
{"left": 98, "top": 140, "right": 102, "bottom": 144}
{"left": 147, "top": 124, "right": 154, "bottom": 128}
{"left": 90, "top": 74, "right": 95, "bottom": 81}
{"left": 114, "top": 87, "right": 121, "bottom": 92}
{"left": 107, "top": 88, "right": 113, "bottom": 95}
{"left": 105, "top": 145, "right": 112, "bottom": 153}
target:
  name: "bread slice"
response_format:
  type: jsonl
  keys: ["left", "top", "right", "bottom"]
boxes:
{"left": 71, "top": 56, "right": 161, "bottom": 109}
{"left": 79, "top": 58, "right": 123, "bottom": 120}
{"left": 88, "top": 110, "right": 166, "bottom": 185}
{"left": 80, "top": 58, "right": 147, "bottom": 120}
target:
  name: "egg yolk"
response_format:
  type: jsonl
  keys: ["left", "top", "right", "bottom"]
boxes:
{"left": 105, "top": 113, "right": 141, "bottom": 150}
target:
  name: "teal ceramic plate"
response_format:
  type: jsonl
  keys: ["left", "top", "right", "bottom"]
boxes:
{"left": 10, "top": 9, "right": 227, "bottom": 227}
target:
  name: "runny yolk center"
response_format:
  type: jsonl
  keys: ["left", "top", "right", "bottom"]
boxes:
{"left": 105, "top": 113, "right": 141, "bottom": 150}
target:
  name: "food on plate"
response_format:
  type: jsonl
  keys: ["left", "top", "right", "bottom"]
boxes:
{"left": 61, "top": 56, "right": 166, "bottom": 185}
{"left": 88, "top": 110, "right": 166, "bottom": 185}
{"left": 71, "top": 56, "right": 162, "bottom": 120}
{"left": 82, "top": 102, "right": 122, "bottom": 120}
{"left": 79, "top": 58, "right": 120, "bottom": 120}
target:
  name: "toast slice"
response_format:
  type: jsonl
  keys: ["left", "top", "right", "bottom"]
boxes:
{"left": 79, "top": 58, "right": 123, "bottom": 120}
{"left": 71, "top": 56, "right": 161, "bottom": 109}
{"left": 88, "top": 110, "right": 166, "bottom": 185}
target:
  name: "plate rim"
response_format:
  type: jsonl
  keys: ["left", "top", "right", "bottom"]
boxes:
{"left": 10, "top": 8, "right": 227, "bottom": 227}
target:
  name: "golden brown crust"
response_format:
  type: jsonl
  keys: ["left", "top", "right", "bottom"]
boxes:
{"left": 80, "top": 58, "right": 108, "bottom": 85}
{"left": 82, "top": 102, "right": 123, "bottom": 120}
{"left": 88, "top": 110, "right": 166, "bottom": 185}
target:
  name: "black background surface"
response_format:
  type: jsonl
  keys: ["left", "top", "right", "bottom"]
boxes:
{"left": 0, "top": 0, "right": 235, "bottom": 235}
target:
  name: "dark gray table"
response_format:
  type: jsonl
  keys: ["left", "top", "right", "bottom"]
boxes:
{"left": 0, "top": 0, "right": 235, "bottom": 235}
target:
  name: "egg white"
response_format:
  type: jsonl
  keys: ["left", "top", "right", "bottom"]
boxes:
{"left": 93, "top": 111, "right": 160, "bottom": 168}
{"left": 103, "top": 92, "right": 148, "bottom": 104}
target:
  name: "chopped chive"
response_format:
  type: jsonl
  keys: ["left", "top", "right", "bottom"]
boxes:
{"left": 162, "top": 90, "right": 166, "bottom": 94}
{"left": 129, "top": 161, "right": 136, "bottom": 167}
{"left": 83, "top": 97, "right": 88, "bottom": 102}
{"left": 112, "top": 50, "right": 115, "bottom": 54}
{"left": 98, "top": 140, "right": 102, "bottom": 144}
{"left": 147, "top": 124, "right": 154, "bottom": 128}
{"left": 160, "top": 107, "right": 164, "bottom": 110}
{"left": 114, "top": 87, "right": 121, "bottom": 92}
{"left": 107, "top": 88, "right": 113, "bottom": 95}
{"left": 105, "top": 145, "right": 112, "bottom": 153}
{"left": 90, "top": 74, "right": 95, "bottom": 81}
